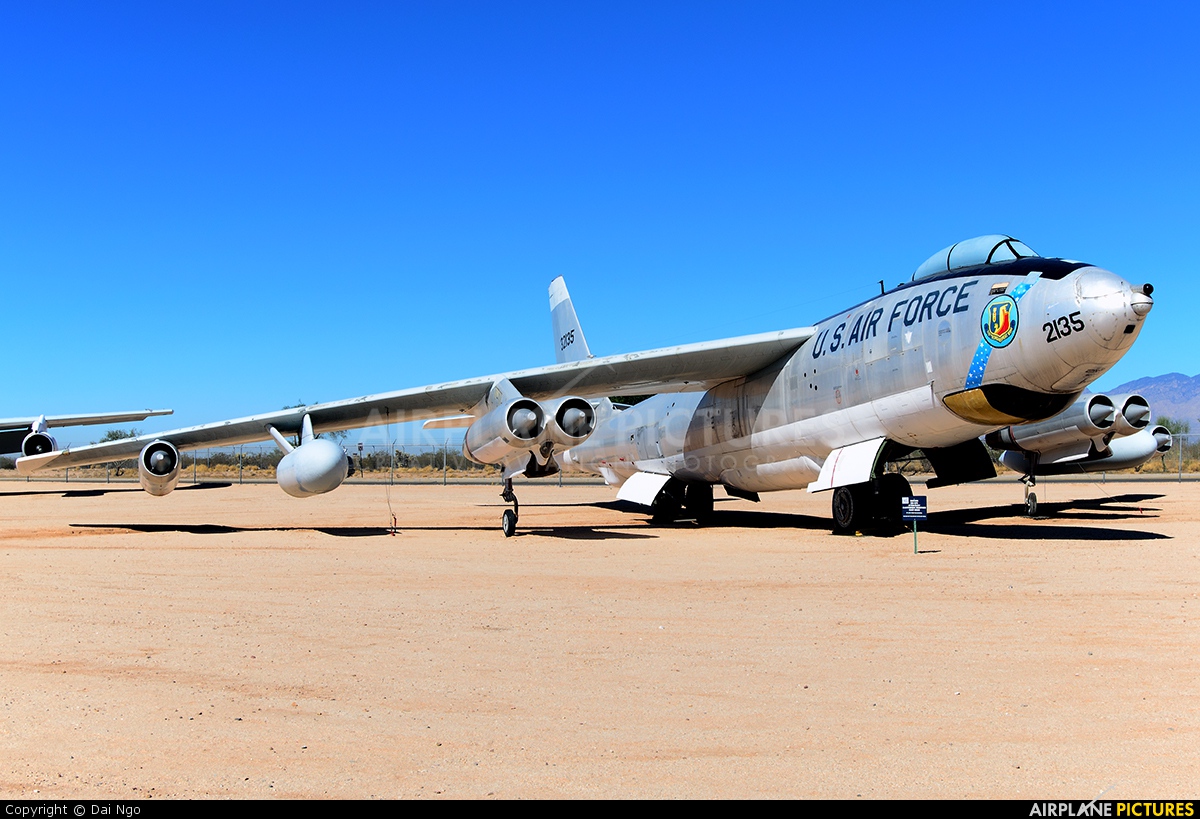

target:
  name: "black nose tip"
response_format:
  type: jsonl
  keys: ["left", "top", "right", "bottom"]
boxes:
{"left": 1142, "top": 283, "right": 1154, "bottom": 296}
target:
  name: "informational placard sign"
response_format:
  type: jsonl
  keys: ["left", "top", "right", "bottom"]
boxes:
{"left": 900, "top": 496, "right": 927, "bottom": 521}
{"left": 901, "top": 495, "right": 927, "bottom": 553}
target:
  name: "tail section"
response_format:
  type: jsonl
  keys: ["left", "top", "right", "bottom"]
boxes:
{"left": 549, "top": 276, "right": 593, "bottom": 364}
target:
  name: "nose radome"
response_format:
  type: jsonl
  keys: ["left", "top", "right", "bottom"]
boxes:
{"left": 1131, "top": 284, "right": 1154, "bottom": 317}
{"left": 1075, "top": 268, "right": 1150, "bottom": 347}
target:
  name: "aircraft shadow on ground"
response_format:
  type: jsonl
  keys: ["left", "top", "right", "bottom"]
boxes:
{"left": 70, "top": 522, "right": 391, "bottom": 538}
{"left": 551, "top": 494, "right": 1171, "bottom": 541}
{"left": 0, "top": 482, "right": 232, "bottom": 499}
{"left": 921, "top": 493, "right": 1169, "bottom": 540}
{"left": 68, "top": 520, "right": 657, "bottom": 540}
{"left": 60, "top": 493, "right": 1170, "bottom": 542}
{"left": 1, "top": 487, "right": 143, "bottom": 498}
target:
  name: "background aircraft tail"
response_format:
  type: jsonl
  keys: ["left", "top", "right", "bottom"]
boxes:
{"left": 549, "top": 276, "right": 593, "bottom": 363}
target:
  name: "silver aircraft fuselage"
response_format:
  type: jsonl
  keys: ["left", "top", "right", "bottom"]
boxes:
{"left": 561, "top": 258, "right": 1154, "bottom": 493}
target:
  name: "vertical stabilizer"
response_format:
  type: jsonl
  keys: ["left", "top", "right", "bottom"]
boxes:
{"left": 549, "top": 276, "right": 593, "bottom": 363}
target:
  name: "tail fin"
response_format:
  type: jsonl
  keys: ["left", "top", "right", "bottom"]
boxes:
{"left": 549, "top": 276, "right": 593, "bottom": 364}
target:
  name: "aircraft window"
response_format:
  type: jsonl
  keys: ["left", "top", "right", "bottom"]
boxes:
{"left": 988, "top": 243, "right": 1018, "bottom": 263}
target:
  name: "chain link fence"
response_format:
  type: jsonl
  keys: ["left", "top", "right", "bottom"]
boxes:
{"left": 3, "top": 436, "right": 1200, "bottom": 485}
{"left": 0, "top": 441, "right": 605, "bottom": 485}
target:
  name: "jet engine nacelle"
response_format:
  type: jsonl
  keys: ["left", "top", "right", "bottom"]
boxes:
{"left": 985, "top": 393, "right": 1116, "bottom": 459}
{"left": 139, "top": 440, "right": 181, "bottom": 497}
{"left": 276, "top": 438, "right": 351, "bottom": 498}
{"left": 542, "top": 396, "right": 597, "bottom": 448}
{"left": 21, "top": 431, "right": 58, "bottom": 457}
{"left": 1109, "top": 393, "right": 1151, "bottom": 437}
{"left": 463, "top": 398, "right": 546, "bottom": 465}
{"left": 1000, "top": 425, "right": 1172, "bottom": 475}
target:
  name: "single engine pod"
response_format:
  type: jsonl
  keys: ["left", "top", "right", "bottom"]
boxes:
{"left": 21, "top": 431, "right": 57, "bottom": 457}
{"left": 139, "top": 440, "right": 181, "bottom": 497}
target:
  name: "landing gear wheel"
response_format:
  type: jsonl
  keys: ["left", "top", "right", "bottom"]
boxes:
{"left": 650, "top": 478, "right": 686, "bottom": 525}
{"left": 1025, "top": 492, "right": 1038, "bottom": 518}
{"left": 500, "top": 478, "right": 519, "bottom": 536}
{"left": 875, "top": 473, "right": 912, "bottom": 531}
{"left": 832, "top": 485, "right": 866, "bottom": 535}
{"left": 683, "top": 482, "right": 714, "bottom": 524}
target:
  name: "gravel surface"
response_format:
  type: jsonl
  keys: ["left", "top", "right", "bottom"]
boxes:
{"left": 1, "top": 479, "right": 1196, "bottom": 798}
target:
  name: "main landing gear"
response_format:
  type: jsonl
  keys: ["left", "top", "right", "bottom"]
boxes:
{"left": 501, "top": 478, "right": 519, "bottom": 537}
{"left": 831, "top": 473, "right": 911, "bottom": 535}
{"left": 650, "top": 480, "right": 714, "bottom": 525}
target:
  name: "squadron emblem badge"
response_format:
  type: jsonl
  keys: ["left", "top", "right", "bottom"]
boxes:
{"left": 981, "top": 294, "right": 1019, "bottom": 348}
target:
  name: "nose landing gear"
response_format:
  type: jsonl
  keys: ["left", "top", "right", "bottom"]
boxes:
{"left": 1021, "top": 475, "right": 1038, "bottom": 518}
{"left": 501, "top": 478, "right": 519, "bottom": 537}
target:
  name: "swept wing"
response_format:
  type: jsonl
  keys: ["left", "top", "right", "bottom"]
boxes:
{"left": 0, "top": 409, "right": 173, "bottom": 457}
{"left": 0, "top": 410, "right": 174, "bottom": 432}
{"left": 16, "top": 327, "right": 814, "bottom": 474}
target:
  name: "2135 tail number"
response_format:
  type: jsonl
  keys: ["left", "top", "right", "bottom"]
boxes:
{"left": 1044, "top": 311, "right": 1085, "bottom": 343}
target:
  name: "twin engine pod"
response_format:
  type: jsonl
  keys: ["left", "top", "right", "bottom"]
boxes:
{"left": 139, "top": 440, "right": 182, "bottom": 496}
{"left": 462, "top": 396, "right": 597, "bottom": 465}
{"left": 985, "top": 393, "right": 1117, "bottom": 459}
{"left": 987, "top": 392, "right": 1163, "bottom": 475}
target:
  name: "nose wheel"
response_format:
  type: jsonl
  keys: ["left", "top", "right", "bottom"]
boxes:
{"left": 500, "top": 479, "right": 520, "bottom": 537}
{"left": 1021, "top": 474, "right": 1038, "bottom": 518}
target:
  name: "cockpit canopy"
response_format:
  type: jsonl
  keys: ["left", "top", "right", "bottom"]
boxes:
{"left": 913, "top": 235, "right": 1039, "bottom": 282}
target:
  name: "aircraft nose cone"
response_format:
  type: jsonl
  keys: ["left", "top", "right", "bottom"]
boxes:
{"left": 1074, "top": 268, "right": 1151, "bottom": 348}
{"left": 1131, "top": 284, "right": 1154, "bottom": 317}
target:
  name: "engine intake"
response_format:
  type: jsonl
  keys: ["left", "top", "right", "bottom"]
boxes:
{"left": 139, "top": 440, "right": 181, "bottom": 497}
{"left": 21, "top": 431, "right": 57, "bottom": 457}
{"left": 543, "top": 397, "right": 597, "bottom": 448}
{"left": 1110, "top": 394, "right": 1151, "bottom": 436}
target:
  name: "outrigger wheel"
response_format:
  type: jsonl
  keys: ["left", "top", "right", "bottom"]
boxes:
{"left": 1022, "top": 473, "right": 1038, "bottom": 518}
{"left": 501, "top": 478, "right": 519, "bottom": 537}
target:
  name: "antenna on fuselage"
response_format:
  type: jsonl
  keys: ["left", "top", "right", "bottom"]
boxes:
{"left": 879, "top": 280, "right": 885, "bottom": 295}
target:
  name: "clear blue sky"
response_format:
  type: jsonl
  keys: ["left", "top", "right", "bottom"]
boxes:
{"left": 2, "top": 2, "right": 1195, "bottom": 446}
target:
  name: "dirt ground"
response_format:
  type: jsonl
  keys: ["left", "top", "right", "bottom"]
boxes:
{"left": 0, "top": 477, "right": 1196, "bottom": 799}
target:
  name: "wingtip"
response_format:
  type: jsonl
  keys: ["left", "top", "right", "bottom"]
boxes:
{"left": 16, "top": 450, "right": 64, "bottom": 475}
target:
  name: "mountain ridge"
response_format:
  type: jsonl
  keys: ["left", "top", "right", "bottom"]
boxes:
{"left": 1105, "top": 372, "right": 1200, "bottom": 425}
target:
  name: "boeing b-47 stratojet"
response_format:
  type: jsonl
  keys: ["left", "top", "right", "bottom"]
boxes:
{"left": 17, "top": 236, "right": 1156, "bottom": 534}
